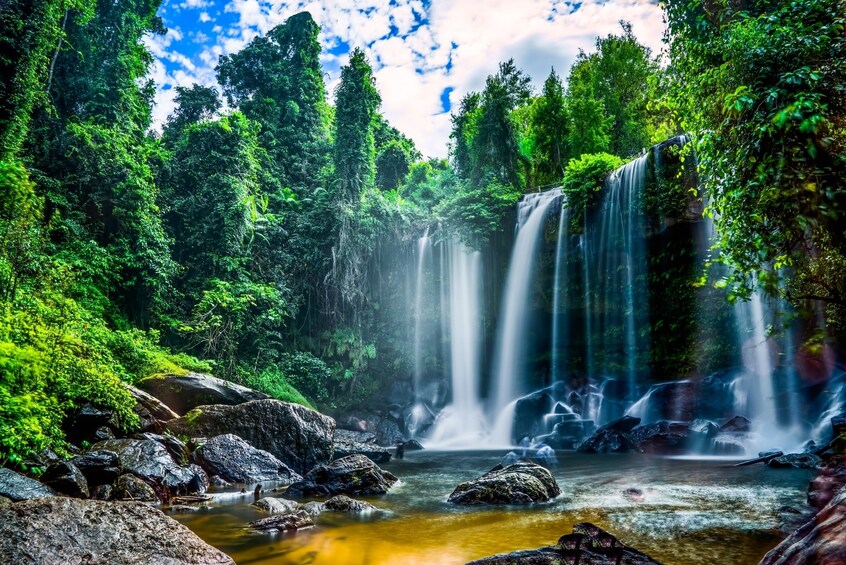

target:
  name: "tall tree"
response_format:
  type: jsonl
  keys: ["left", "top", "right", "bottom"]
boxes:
{"left": 162, "top": 84, "right": 221, "bottom": 141}
{"left": 565, "top": 53, "right": 612, "bottom": 159}
{"left": 529, "top": 68, "right": 569, "bottom": 184}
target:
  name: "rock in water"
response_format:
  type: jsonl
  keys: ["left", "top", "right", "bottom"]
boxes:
{"left": 448, "top": 462, "right": 560, "bottom": 505}
{"left": 323, "top": 495, "right": 378, "bottom": 513}
{"left": 286, "top": 454, "right": 398, "bottom": 498}
{"left": 249, "top": 509, "right": 314, "bottom": 533}
{"left": 760, "top": 487, "right": 846, "bottom": 564}
{"left": 91, "top": 439, "right": 202, "bottom": 497}
{"left": 193, "top": 434, "right": 302, "bottom": 484}
{"left": 138, "top": 373, "right": 269, "bottom": 415}
{"left": 166, "top": 399, "right": 335, "bottom": 475}
{"left": 0, "top": 468, "right": 55, "bottom": 501}
{"left": 39, "top": 461, "right": 89, "bottom": 498}
{"left": 468, "top": 522, "right": 662, "bottom": 564}
{"left": 0, "top": 497, "right": 234, "bottom": 564}
{"left": 333, "top": 429, "right": 392, "bottom": 463}
{"left": 766, "top": 453, "right": 823, "bottom": 469}
{"left": 251, "top": 497, "right": 300, "bottom": 514}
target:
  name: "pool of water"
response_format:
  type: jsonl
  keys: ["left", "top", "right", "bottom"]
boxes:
{"left": 171, "top": 451, "right": 812, "bottom": 564}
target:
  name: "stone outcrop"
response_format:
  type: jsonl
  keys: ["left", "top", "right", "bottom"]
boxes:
{"left": 138, "top": 373, "right": 269, "bottom": 415}
{"left": 333, "top": 429, "right": 392, "bottom": 463}
{"left": 285, "top": 454, "right": 398, "bottom": 498}
{"left": 0, "top": 468, "right": 55, "bottom": 501}
{"left": 193, "top": 434, "right": 302, "bottom": 484}
{"left": 448, "top": 462, "right": 560, "bottom": 505}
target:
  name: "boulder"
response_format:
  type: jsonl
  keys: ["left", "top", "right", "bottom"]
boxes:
{"left": 761, "top": 487, "right": 846, "bottom": 564}
{"left": 629, "top": 421, "right": 691, "bottom": 454}
{"left": 512, "top": 391, "right": 555, "bottom": 443}
{"left": 91, "top": 484, "right": 112, "bottom": 500}
{"left": 402, "top": 439, "right": 424, "bottom": 451}
{"left": 134, "top": 433, "right": 191, "bottom": 466}
{"left": 71, "top": 450, "right": 120, "bottom": 486}
{"left": 249, "top": 509, "right": 313, "bottom": 533}
{"left": 767, "top": 453, "right": 823, "bottom": 470}
{"left": 251, "top": 496, "right": 299, "bottom": 514}
{"left": 577, "top": 416, "right": 642, "bottom": 454}
{"left": 448, "top": 462, "right": 560, "bottom": 505}
{"left": 286, "top": 454, "right": 398, "bottom": 498}
{"left": 39, "top": 461, "right": 89, "bottom": 498}
{"left": 112, "top": 474, "right": 157, "bottom": 502}
{"left": 333, "top": 429, "right": 392, "bottom": 463}
{"left": 712, "top": 433, "right": 748, "bottom": 455}
{"left": 126, "top": 383, "right": 180, "bottom": 429}
{"left": 63, "top": 403, "right": 120, "bottom": 446}
{"left": 337, "top": 412, "right": 404, "bottom": 446}
{"left": 808, "top": 466, "right": 846, "bottom": 510}
{"left": 166, "top": 399, "right": 335, "bottom": 474}
{"left": 323, "top": 494, "right": 378, "bottom": 513}
{"left": 300, "top": 501, "right": 325, "bottom": 516}
{"left": 138, "top": 373, "right": 269, "bottom": 415}
{"left": 194, "top": 434, "right": 302, "bottom": 484}
{"left": 468, "top": 522, "right": 662, "bottom": 564}
{"left": 720, "top": 415, "right": 752, "bottom": 432}
{"left": 0, "top": 497, "right": 234, "bottom": 564}
{"left": 0, "top": 468, "right": 55, "bottom": 501}
{"left": 91, "top": 439, "right": 203, "bottom": 498}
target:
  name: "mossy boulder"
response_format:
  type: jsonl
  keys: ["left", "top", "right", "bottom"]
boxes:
{"left": 138, "top": 373, "right": 269, "bottom": 416}
{"left": 448, "top": 462, "right": 560, "bottom": 505}
{"left": 285, "top": 454, "right": 398, "bottom": 498}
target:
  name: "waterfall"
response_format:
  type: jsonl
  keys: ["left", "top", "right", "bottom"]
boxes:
{"left": 490, "top": 189, "right": 561, "bottom": 441}
{"left": 551, "top": 203, "right": 571, "bottom": 384}
{"left": 584, "top": 156, "right": 649, "bottom": 399}
{"left": 412, "top": 228, "right": 431, "bottom": 400}
{"left": 426, "top": 241, "right": 486, "bottom": 448}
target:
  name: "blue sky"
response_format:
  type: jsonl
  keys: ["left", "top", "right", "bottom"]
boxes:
{"left": 148, "top": 0, "right": 664, "bottom": 157}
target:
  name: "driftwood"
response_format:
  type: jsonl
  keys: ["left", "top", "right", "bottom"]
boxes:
{"left": 170, "top": 495, "right": 212, "bottom": 505}
{"left": 733, "top": 451, "right": 783, "bottom": 467}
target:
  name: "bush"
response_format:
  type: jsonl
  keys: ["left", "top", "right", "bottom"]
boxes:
{"left": 278, "top": 351, "right": 332, "bottom": 405}
{"left": 561, "top": 152, "right": 624, "bottom": 228}
{"left": 435, "top": 181, "right": 522, "bottom": 246}
{"left": 240, "top": 365, "right": 313, "bottom": 408}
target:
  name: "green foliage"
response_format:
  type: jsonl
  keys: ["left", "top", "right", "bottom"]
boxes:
{"left": 435, "top": 182, "right": 522, "bottom": 246}
{"left": 241, "top": 366, "right": 313, "bottom": 408}
{"left": 527, "top": 69, "right": 569, "bottom": 185}
{"left": 277, "top": 351, "right": 332, "bottom": 405}
{"left": 561, "top": 152, "right": 625, "bottom": 228}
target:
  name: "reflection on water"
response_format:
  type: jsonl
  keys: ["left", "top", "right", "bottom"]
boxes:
{"left": 172, "top": 451, "right": 812, "bottom": 565}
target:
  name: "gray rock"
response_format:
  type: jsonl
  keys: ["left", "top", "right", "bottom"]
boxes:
{"left": 194, "top": 434, "right": 301, "bottom": 484}
{"left": 91, "top": 439, "right": 200, "bottom": 497}
{"left": 0, "top": 497, "right": 234, "bottom": 564}
{"left": 468, "top": 522, "right": 662, "bottom": 564}
{"left": 629, "top": 421, "right": 691, "bottom": 454}
{"left": 0, "top": 468, "right": 55, "bottom": 501}
{"left": 767, "top": 453, "right": 823, "bottom": 469}
{"left": 249, "top": 509, "right": 313, "bottom": 533}
{"left": 251, "top": 497, "right": 299, "bottom": 514}
{"left": 133, "top": 433, "right": 191, "bottom": 466}
{"left": 112, "top": 474, "right": 157, "bottom": 502}
{"left": 299, "top": 501, "right": 324, "bottom": 516}
{"left": 138, "top": 373, "right": 269, "bottom": 415}
{"left": 72, "top": 450, "right": 120, "bottom": 486}
{"left": 448, "top": 462, "right": 560, "bottom": 505}
{"left": 40, "top": 461, "right": 89, "bottom": 498}
{"left": 126, "top": 383, "right": 180, "bottom": 433}
{"left": 91, "top": 484, "right": 112, "bottom": 500}
{"left": 286, "top": 454, "right": 398, "bottom": 498}
{"left": 333, "top": 429, "right": 392, "bottom": 464}
{"left": 166, "top": 399, "right": 335, "bottom": 475}
{"left": 323, "top": 494, "right": 377, "bottom": 513}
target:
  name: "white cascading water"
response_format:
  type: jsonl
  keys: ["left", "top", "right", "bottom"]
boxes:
{"left": 426, "top": 241, "right": 486, "bottom": 448}
{"left": 551, "top": 202, "right": 571, "bottom": 384}
{"left": 490, "top": 189, "right": 561, "bottom": 443}
{"left": 412, "top": 227, "right": 431, "bottom": 400}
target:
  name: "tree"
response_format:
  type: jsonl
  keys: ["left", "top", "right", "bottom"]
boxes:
{"left": 333, "top": 48, "right": 381, "bottom": 200}
{"left": 162, "top": 84, "right": 221, "bottom": 141}
{"left": 449, "top": 92, "right": 481, "bottom": 180}
{"left": 529, "top": 68, "right": 569, "bottom": 184}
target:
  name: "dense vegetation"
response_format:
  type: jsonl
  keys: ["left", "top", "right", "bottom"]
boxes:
{"left": 0, "top": 0, "right": 842, "bottom": 464}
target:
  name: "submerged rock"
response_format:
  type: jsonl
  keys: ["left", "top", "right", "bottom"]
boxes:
{"left": 333, "top": 429, "right": 392, "bottom": 464}
{"left": 249, "top": 509, "right": 314, "bottom": 533}
{"left": 166, "top": 399, "right": 335, "bottom": 475}
{"left": 193, "top": 434, "right": 302, "bottom": 484}
{"left": 767, "top": 453, "right": 822, "bottom": 470}
{"left": 40, "top": 461, "right": 89, "bottom": 498}
{"left": 138, "top": 373, "right": 269, "bottom": 415}
{"left": 251, "top": 496, "right": 300, "bottom": 514}
{"left": 323, "top": 494, "right": 378, "bottom": 513}
{"left": 448, "top": 462, "right": 560, "bottom": 505}
{"left": 0, "top": 497, "right": 234, "bottom": 564}
{"left": 468, "top": 522, "right": 662, "bottom": 564}
{"left": 0, "top": 468, "right": 55, "bottom": 501}
{"left": 286, "top": 454, "right": 398, "bottom": 498}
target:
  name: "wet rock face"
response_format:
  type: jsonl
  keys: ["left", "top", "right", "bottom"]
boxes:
{"left": 448, "top": 462, "right": 560, "bottom": 505}
{"left": 0, "top": 468, "right": 55, "bottom": 501}
{"left": 468, "top": 522, "right": 662, "bottom": 564}
{"left": 251, "top": 497, "right": 300, "bottom": 514}
{"left": 112, "top": 474, "right": 157, "bottom": 502}
{"left": 133, "top": 433, "right": 191, "bottom": 466}
{"left": 72, "top": 450, "right": 120, "bottom": 487}
{"left": 91, "top": 439, "right": 204, "bottom": 498}
{"left": 767, "top": 453, "right": 823, "bottom": 470}
{"left": 40, "top": 461, "right": 89, "bottom": 498}
{"left": 249, "top": 509, "right": 314, "bottom": 533}
{"left": 285, "top": 454, "right": 398, "bottom": 498}
{"left": 577, "top": 416, "right": 642, "bottom": 454}
{"left": 0, "top": 497, "right": 234, "bottom": 564}
{"left": 126, "top": 384, "right": 179, "bottom": 433}
{"left": 333, "top": 429, "right": 392, "bottom": 464}
{"left": 166, "top": 399, "right": 335, "bottom": 475}
{"left": 137, "top": 373, "right": 269, "bottom": 415}
{"left": 323, "top": 494, "right": 377, "bottom": 513}
{"left": 761, "top": 486, "right": 846, "bottom": 565}
{"left": 194, "top": 434, "right": 302, "bottom": 484}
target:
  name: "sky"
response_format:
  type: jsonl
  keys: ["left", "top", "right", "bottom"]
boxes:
{"left": 148, "top": 0, "right": 666, "bottom": 158}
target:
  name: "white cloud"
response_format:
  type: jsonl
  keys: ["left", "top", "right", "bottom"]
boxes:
{"left": 178, "top": 0, "right": 214, "bottom": 8}
{"left": 150, "top": 0, "right": 666, "bottom": 157}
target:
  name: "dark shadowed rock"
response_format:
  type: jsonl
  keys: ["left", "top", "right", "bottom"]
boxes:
{"left": 63, "top": 403, "right": 120, "bottom": 446}
{"left": 112, "top": 474, "right": 157, "bottom": 502}
{"left": 323, "top": 494, "right": 378, "bottom": 513}
{"left": 138, "top": 373, "right": 269, "bottom": 415}
{"left": 166, "top": 399, "right": 335, "bottom": 475}
{"left": 72, "top": 450, "right": 120, "bottom": 487}
{"left": 402, "top": 439, "right": 424, "bottom": 451}
{"left": 512, "top": 391, "right": 555, "bottom": 443}
{"left": 468, "top": 522, "right": 662, "bottom": 564}
{"left": 760, "top": 487, "right": 846, "bottom": 564}
{"left": 577, "top": 416, "right": 643, "bottom": 454}
{"left": 807, "top": 467, "right": 846, "bottom": 510}
{"left": 91, "top": 439, "right": 201, "bottom": 497}
{"left": 251, "top": 496, "right": 299, "bottom": 514}
{"left": 194, "top": 434, "right": 302, "bottom": 484}
{"left": 720, "top": 415, "right": 752, "bottom": 432}
{"left": 448, "top": 462, "right": 560, "bottom": 505}
{"left": 286, "top": 454, "right": 398, "bottom": 498}
{"left": 91, "top": 484, "right": 112, "bottom": 500}
{"left": 134, "top": 432, "right": 191, "bottom": 466}
{"left": 334, "top": 429, "right": 392, "bottom": 463}
{"left": 0, "top": 497, "right": 234, "bottom": 564}
{"left": 604, "top": 415, "right": 641, "bottom": 433}
{"left": 127, "top": 383, "right": 180, "bottom": 427}
{"left": 629, "top": 421, "right": 691, "bottom": 454}
{"left": 0, "top": 468, "right": 55, "bottom": 501}
{"left": 40, "top": 461, "right": 89, "bottom": 498}
{"left": 767, "top": 453, "right": 822, "bottom": 470}
{"left": 338, "top": 412, "right": 404, "bottom": 446}
{"left": 249, "top": 509, "right": 314, "bottom": 533}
